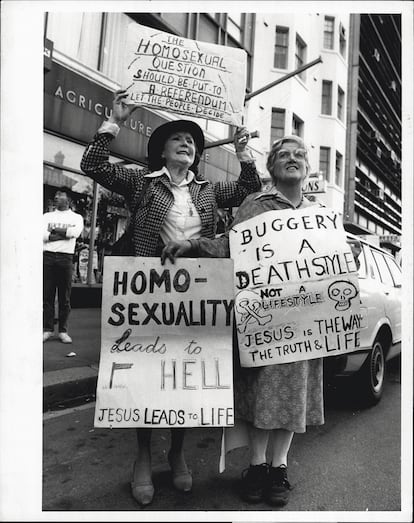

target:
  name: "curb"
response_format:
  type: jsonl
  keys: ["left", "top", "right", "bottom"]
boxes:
{"left": 43, "top": 366, "right": 98, "bottom": 412}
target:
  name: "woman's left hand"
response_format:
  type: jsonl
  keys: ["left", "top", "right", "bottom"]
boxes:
{"left": 161, "top": 240, "right": 192, "bottom": 264}
{"left": 233, "top": 127, "right": 250, "bottom": 152}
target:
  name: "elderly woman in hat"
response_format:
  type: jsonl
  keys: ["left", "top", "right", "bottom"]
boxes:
{"left": 80, "top": 89, "right": 261, "bottom": 506}
{"left": 163, "top": 135, "right": 346, "bottom": 507}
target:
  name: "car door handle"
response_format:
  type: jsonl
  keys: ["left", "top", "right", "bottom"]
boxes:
{"left": 384, "top": 291, "right": 390, "bottom": 296}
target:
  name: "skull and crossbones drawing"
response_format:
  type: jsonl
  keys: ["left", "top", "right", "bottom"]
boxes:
{"left": 328, "top": 280, "right": 358, "bottom": 311}
{"left": 236, "top": 298, "right": 272, "bottom": 333}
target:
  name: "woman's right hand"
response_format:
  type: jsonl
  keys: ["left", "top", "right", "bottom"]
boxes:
{"left": 161, "top": 240, "right": 192, "bottom": 265}
{"left": 109, "top": 89, "right": 138, "bottom": 125}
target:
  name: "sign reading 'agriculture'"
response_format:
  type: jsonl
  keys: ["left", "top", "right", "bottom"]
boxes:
{"left": 229, "top": 207, "right": 362, "bottom": 367}
{"left": 122, "top": 23, "right": 247, "bottom": 126}
{"left": 94, "top": 258, "right": 235, "bottom": 428}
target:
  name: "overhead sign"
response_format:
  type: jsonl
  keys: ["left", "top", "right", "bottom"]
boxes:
{"left": 380, "top": 235, "right": 401, "bottom": 245}
{"left": 122, "top": 23, "right": 247, "bottom": 126}
{"left": 303, "top": 178, "right": 327, "bottom": 194}
{"left": 44, "top": 62, "right": 163, "bottom": 164}
{"left": 229, "top": 207, "right": 362, "bottom": 367}
{"left": 94, "top": 257, "right": 235, "bottom": 428}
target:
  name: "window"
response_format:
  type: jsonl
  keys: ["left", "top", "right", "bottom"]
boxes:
{"left": 270, "top": 108, "right": 285, "bottom": 144}
{"left": 274, "top": 26, "right": 289, "bottom": 69}
{"left": 335, "top": 151, "right": 343, "bottom": 186}
{"left": 385, "top": 256, "right": 402, "bottom": 287}
{"left": 337, "top": 86, "right": 345, "bottom": 121}
{"left": 292, "top": 113, "right": 303, "bottom": 137}
{"left": 321, "top": 80, "right": 333, "bottom": 115}
{"left": 319, "top": 147, "right": 331, "bottom": 181}
{"left": 339, "top": 23, "right": 346, "bottom": 57}
{"left": 295, "top": 34, "right": 307, "bottom": 80}
{"left": 160, "top": 13, "right": 189, "bottom": 35}
{"left": 101, "top": 13, "right": 131, "bottom": 82}
{"left": 323, "top": 16, "right": 335, "bottom": 49}
{"left": 198, "top": 14, "right": 220, "bottom": 43}
{"left": 196, "top": 13, "right": 254, "bottom": 90}
{"left": 355, "top": 241, "right": 368, "bottom": 278}
{"left": 227, "top": 13, "right": 243, "bottom": 43}
{"left": 372, "top": 251, "right": 394, "bottom": 286}
{"left": 46, "top": 12, "right": 103, "bottom": 69}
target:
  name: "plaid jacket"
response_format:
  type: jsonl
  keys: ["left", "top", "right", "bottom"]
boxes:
{"left": 80, "top": 133, "right": 261, "bottom": 256}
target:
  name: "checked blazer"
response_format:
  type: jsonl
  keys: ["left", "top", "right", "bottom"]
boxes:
{"left": 80, "top": 133, "right": 261, "bottom": 256}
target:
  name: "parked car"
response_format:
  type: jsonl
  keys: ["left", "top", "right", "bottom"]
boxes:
{"left": 324, "top": 234, "right": 401, "bottom": 406}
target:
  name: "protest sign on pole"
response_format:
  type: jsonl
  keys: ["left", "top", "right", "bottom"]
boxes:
{"left": 122, "top": 23, "right": 247, "bottom": 126}
{"left": 229, "top": 207, "right": 362, "bottom": 367}
{"left": 94, "top": 257, "right": 235, "bottom": 428}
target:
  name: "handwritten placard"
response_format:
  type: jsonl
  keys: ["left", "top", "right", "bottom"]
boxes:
{"left": 229, "top": 207, "right": 362, "bottom": 367}
{"left": 122, "top": 23, "right": 247, "bottom": 126}
{"left": 94, "top": 257, "right": 235, "bottom": 428}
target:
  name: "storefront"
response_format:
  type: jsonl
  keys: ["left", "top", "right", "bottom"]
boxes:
{"left": 44, "top": 59, "right": 243, "bottom": 294}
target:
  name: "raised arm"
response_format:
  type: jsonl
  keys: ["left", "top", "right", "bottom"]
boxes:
{"left": 80, "top": 90, "right": 147, "bottom": 200}
{"left": 213, "top": 127, "right": 261, "bottom": 208}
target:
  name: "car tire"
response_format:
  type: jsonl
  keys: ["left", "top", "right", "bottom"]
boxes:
{"left": 356, "top": 337, "right": 386, "bottom": 406}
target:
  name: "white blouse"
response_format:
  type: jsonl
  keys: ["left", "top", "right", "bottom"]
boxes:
{"left": 149, "top": 167, "right": 202, "bottom": 245}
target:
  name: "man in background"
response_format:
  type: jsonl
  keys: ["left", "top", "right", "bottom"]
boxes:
{"left": 43, "top": 189, "right": 84, "bottom": 343}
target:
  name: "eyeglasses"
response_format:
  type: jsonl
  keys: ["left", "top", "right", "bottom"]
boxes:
{"left": 275, "top": 148, "right": 307, "bottom": 161}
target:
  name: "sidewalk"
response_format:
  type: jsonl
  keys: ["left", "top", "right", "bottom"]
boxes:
{"left": 43, "top": 308, "right": 101, "bottom": 411}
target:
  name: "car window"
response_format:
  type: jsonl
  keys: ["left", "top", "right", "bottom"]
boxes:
{"left": 356, "top": 242, "right": 367, "bottom": 278}
{"left": 363, "top": 245, "right": 379, "bottom": 280}
{"left": 384, "top": 256, "right": 402, "bottom": 287}
{"left": 371, "top": 250, "right": 394, "bottom": 286}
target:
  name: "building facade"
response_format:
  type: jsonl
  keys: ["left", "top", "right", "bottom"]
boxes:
{"left": 344, "top": 14, "right": 401, "bottom": 256}
{"left": 43, "top": 12, "right": 256, "bottom": 287}
{"left": 43, "top": 11, "right": 402, "bottom": 292}
{"left": 245, "top": 12, "right": 350, "bottom": 213}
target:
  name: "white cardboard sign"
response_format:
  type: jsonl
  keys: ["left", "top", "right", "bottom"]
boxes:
{"left": 94, "top": 257, "right": 235, "bottom": 428}
{"left": 229, "top": 207, "right": 362, "bottom": 367}
{"left": 122, "top": 23, "right": 247, "bottom": 126}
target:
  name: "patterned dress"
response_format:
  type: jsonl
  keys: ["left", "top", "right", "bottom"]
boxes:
{"left": 190, "top": 188, "right": 325, "bottom": 433}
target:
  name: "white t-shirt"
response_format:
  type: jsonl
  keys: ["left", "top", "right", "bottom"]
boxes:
{"left": 43, "top": 209, "right": 84, "bottom": 254}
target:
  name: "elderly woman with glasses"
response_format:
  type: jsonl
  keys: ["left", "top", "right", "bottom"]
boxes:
{"left": 81, "top": 90, "right": 261, "bottom": 507}
{"left": 162, "top": 135, "right": 327, "bottom": 507}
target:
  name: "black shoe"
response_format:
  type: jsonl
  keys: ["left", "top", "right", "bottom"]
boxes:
{"left": 265, "top": 465, "right": 291, "bottom": 506}
{"left": 241, "top": 463, "right": 269, "bottom": 503}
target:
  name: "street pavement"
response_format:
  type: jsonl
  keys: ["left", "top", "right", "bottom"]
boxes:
{"left": 42, "top": 308, "right": 404, "bottom": 514}
{"left": 43, "top": 308, "right": 101, "bottom": 411}
{"left": 43, "top": 363, "right": 402, "bottom": 513}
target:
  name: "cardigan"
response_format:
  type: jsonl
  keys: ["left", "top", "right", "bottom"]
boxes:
{"left": 188, "top": 188, "right": 320, "bottom": 258}
{"left": 80, "top": 133, "right": 261, "bottom": 256}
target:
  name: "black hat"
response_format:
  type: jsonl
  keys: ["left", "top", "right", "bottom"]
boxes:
{"left": 147, "top": 120, "right": 205, "bottom": 173}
